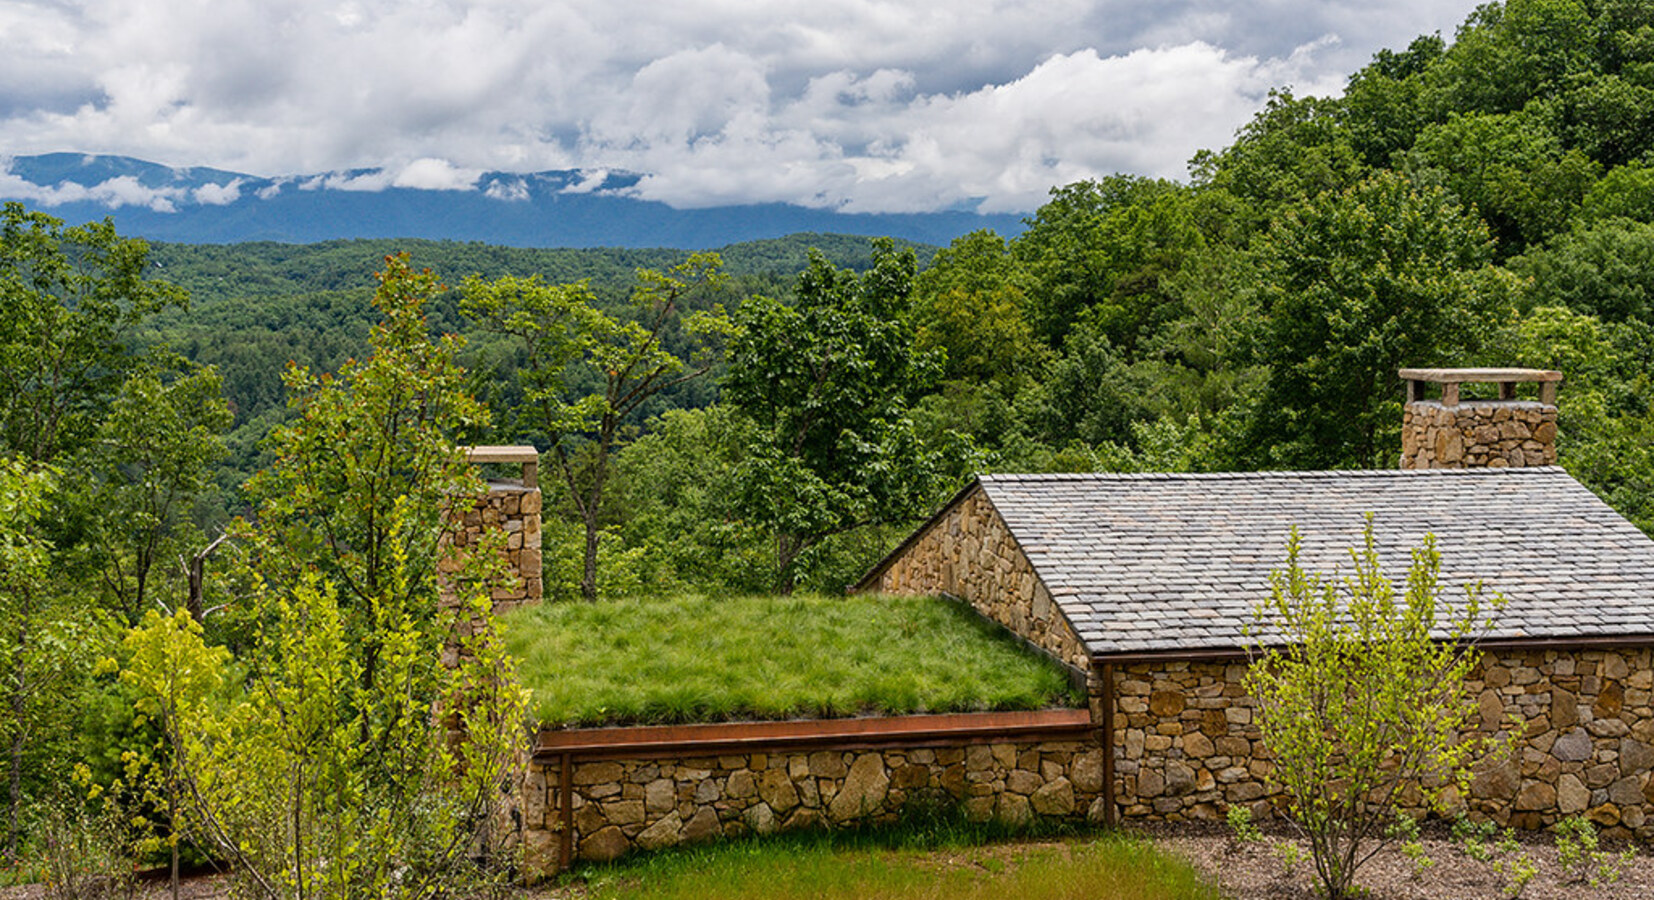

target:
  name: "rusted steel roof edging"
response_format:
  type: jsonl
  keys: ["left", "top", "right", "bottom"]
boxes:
{"left": 534, "top": 708, "right": 1094, "bottom": 761}
{"left": 1087, "top": 633, "right": 1654, "bottom": 667}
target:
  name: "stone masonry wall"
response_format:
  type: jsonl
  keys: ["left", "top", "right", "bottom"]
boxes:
{"left": 521, "top": 738, "right": 1107, "bottom": 874}
{"left": 1110, "top": 648, "right": 1654, "bottom": 839}
{"left": 441, "top": 481, "right": 544, "bottom": 611}
{"left": 868, "top": 487, "right": 1090, "bottom": 674}
{"left": 1401, "top": 401, "right": 1558, "bottom": 469}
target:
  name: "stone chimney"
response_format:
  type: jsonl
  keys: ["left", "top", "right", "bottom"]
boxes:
{"left": 443, "top": 445, "right": 544, "bottom": 610}
{"left": 1399, "top": 369, "right": 1561, "bottom": 469}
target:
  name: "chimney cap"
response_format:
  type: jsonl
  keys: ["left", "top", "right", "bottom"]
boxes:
{"left": 461, "top": 445, "right": 539, "bottom": 489}
{"left": 1399, "top": 367, "right": 1562, "bottom": 384}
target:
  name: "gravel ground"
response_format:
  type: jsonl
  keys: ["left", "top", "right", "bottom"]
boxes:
{"left": 3, "top": 824, "right": 1649, "bottom": 899}
{"left": 1147, "top": 821, "right": 1653, "bottom": 900}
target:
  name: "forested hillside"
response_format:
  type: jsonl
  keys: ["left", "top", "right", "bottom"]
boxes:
{"left": 140, "top": 233, "right": 925, "bottom": 496}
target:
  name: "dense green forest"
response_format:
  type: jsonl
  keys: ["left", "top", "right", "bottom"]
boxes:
{"left": 3, "top": 0, "right": 1654, "bottom": 889}
{"left": 139, "top": 0, "right": 1654, "bottom": 595}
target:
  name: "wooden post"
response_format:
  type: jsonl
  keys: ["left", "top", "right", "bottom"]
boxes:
{"left": 1101, "top": 662, "right": 1117, "bottom": 827}
{"left": 559, "top": 752, "right": 574, "bottom": 871}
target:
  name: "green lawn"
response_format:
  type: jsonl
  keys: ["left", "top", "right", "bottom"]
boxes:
{"left": 501, "top": 593, "right": 1081, "bottom": 727}
{"left": 557, "top": 834, "right": 1219, "bottom": 900}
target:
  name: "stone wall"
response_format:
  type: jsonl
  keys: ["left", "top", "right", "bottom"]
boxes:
{"left": 1109, "top": 648, "right": 1654, "bottom": 838}
{"left": 864, "top": 487, "right": 1090, "bottom": 674}
{"left": 521, "top": 737, "right": 1107, "bottom": 874}
{"left": 1401, "top": 401, "right": 1558, "bottom": 469}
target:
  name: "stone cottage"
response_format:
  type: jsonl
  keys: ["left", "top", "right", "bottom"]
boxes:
{"left": 857, "top": 369, "right": 1654, "bottom": 836}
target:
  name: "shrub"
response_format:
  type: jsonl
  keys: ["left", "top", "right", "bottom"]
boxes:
{"left": 1244, "top": 516, "right": 1506, "bottom": 900}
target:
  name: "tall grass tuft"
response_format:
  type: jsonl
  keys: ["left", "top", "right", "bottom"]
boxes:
{"left": 502, "top": 593, "right": 1080, "bottom": 726}
{"left": 570, "top": 829, "right": 1219, "bottom": 900}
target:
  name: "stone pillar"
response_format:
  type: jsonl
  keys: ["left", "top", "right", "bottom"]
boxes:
{"left": 1398, "top": 369, "right": 1561, "bottom": 470}
{"left": 443, "top": 446, "right": 544, "bottom": 611}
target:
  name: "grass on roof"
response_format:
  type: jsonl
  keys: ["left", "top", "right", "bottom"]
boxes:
{"left": 501, "top": 593, "right": 1082, "bottom": 727}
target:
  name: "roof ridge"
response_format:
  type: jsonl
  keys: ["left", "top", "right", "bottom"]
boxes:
{"left": 977, "top": 466, "right": 1568, "bottom": 483}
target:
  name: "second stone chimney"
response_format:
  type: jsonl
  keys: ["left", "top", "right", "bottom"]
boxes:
{"left": 1399, "top": 368, "right": 1562, "bottom": 469}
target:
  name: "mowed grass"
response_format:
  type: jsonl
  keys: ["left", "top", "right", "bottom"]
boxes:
{"left": 564, "top": 833, "right": 1220, "bottom": 900}
{"left": 501, "top": 593, "right": 1081, "bottom": 726}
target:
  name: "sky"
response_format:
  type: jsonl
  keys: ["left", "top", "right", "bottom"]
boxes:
{"left": 0, "top": 0, "right": 1487, "bottom": 215}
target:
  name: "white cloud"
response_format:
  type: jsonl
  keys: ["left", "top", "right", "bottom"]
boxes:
{"left": 0, "top": 0, "right": 1488, "bottom": 214}
{"left": 484, "top": 177, "right": 530, "bottom": 201}
{"left": 560, "top": 169, "right": 612, "bottom": 195}
{"left": 0, "top": 168, "right": 189, "bottom": 212}
{"left": 193, "top": 179, "right": 243, "bottom": 205}
{"left": 322, "top": 170, "right": 395, "bottom": 192}
{"left": 391, "top": 158, "right": 481, "bottom": 190}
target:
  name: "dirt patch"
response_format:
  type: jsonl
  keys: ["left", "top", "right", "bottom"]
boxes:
{"left": 1145, "top": 821, "right": 1652, "bottom": 900}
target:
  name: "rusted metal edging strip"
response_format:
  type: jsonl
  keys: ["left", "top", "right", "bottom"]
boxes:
{"left": 535, "top": 708, "right": 1093, "bottom": 762}
{"left": 1092, "top": 634, "right": 1654, "bottom": 666}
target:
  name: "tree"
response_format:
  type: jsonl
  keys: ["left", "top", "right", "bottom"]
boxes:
{"left": 1407, "top": 108, "right": 1599, "bottom": 253}
{"left": 912, "top": 230, "right": 1043, "bottom": 387}
{"left": 0, "top": 461, "right": 102, "bottom": 866}
{"left": 0, "top": 202, "right": 186, "bottom": 464}
{"left": 1240, "top": 171, "right": 1516, "bottom": 469}
{"left": 1244, "top": 518, "right": 1505, "bottom": 900}
{"left": 125, "top": 254, "right": 524, "bottom": 898}
{"left": 88, "top": 363, "right": 233, "bottom": 624}
{"left": 463, "top": 254, "right": 727, "bottom": 602}
{"left": 246, "top": 253, "right": 487, "bottom": 613}
{"left": 123, "top": 574, "right": 524, "bottom": 900}
{"left": 1013, "top": 176, "right": 1210, "bottom": 348}
{"left": 723, "top": 240, "right": 964, "bottom": 592}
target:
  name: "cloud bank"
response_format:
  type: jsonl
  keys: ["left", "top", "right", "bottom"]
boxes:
{"left": 0, "top": 0, "right": 1483, "bottom": 214}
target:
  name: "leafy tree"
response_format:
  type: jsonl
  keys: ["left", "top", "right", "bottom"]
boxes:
{"left": 1424, "top": 0, "right": 1596, "bottom": 117}
{"left": 124, "top": 253, "right": 524, "bottom": 898}
{"left": 1013, "top": 176, "right": 1209, "bottom": 347}
{"left": 1514, "top": 217, "right": 1654, "bottom": 322}
{"left": 123, "top": 576, "right": 524, "bottom": 900}
{"left": 605, "top": 406, "right": 769, "bottom": 594}
{"left": 912, "top": 230, "right": 1043, "bottom": 387}
{"left": 246, "top": 253, "right": 487, "bottom": 613}
{"left": 1245, "top": 518, "right": 1506, "bottom": 900}
{"left": 463, "top": 254, "right": 727, "bottom": 602}
{"left": 1190, "top": 91, "right": 1369, "bottom": 232}
{"left": 1239, "top": 171, "right": 1515, "bottom": 469}
{"left": 0, "top": 203, "right": 187, "bottom": 464}
{"left": 1343, "top": 34, "right": 1447, "bottom": 168}
{"left": 1579, "top": 163, "right": 1654, "bottom": 224}
{"left": 1408, "top": 108, "right": 1599, "bottom": 252}
{"left": 723, "top": 241, "right": 964, "bottom": 592}
{"left": 0, "top": 460, "right": 75, "bottom": 864}
{"left": 88, "top": 364, "right": 233, "bottom": 624}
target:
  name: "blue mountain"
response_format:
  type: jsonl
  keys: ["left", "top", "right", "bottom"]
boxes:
{"left": 1, "top": 153, "right": 1025, "bottom": 248}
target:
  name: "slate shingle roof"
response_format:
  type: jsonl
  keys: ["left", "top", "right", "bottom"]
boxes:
{"left": 976, "top": 467, "right": 1654, "bottom": 658}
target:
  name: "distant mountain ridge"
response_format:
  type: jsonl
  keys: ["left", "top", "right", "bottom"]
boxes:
{"left": 0, "top": 153, "right": 1025, "bottom": 248}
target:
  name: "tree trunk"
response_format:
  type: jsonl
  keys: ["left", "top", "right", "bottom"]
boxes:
{"left": 580, "top": 521, "right": 599, "bottom": 603}
{"left": 8, "top": 686, "right": 23, "bottom": 865}
{"left": 579, "top": 434, "right": 613, "bottom": 603}
{"left": 185, "top": 533, "right": 228, "bottom": 622}
{"left": 775, "top": 534, "right": 802, "bottom": 596}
